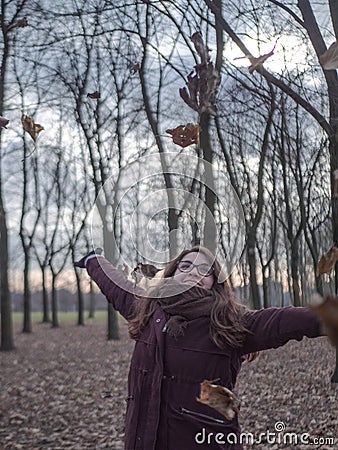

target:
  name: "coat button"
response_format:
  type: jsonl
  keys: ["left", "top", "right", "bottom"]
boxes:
{"left": 156, "top": 318, "right": 161, "bottom": 323}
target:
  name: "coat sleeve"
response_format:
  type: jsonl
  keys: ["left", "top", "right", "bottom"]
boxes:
{"left": 86, "top": 256, "right": 140, "bottom": 321}
{"left": 240, "top": 306, "right": 323, "bottom": 355}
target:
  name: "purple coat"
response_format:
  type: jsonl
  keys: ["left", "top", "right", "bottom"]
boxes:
{"left": 87, "top": 257, "right": 322, "bottom": 450}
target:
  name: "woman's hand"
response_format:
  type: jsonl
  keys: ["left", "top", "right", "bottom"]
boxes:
{"left": 310, "top": 293, "right": 338, "bottom": 345}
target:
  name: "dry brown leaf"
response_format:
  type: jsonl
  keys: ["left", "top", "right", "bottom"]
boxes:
{"left": 166, "top": 123, "right": 200, "bottom": 148}
{"left": 0, "top": 116, "right": 9, "bottom": 128}
{"left": 15, "top": 17, "right": 28, "bottom": 28}
{"left": 87, "top": 91, "right": 100, "bottom": 99}
{"left": 7, "top": 17, "right": 28, "bottom": 32}
{"left": 191, "top": 31, "right": 210, "bottom": 65}
{"left": 196, "top": 380, "right": 240, "bottom": 420}
{"left": 131, "top": 63, "right": 140, "bottom": 74}
{"left": 319, "top": 42, "right": 338, "bottom": 70}
{"left": 179, "top": 32, "right": 220, "bottom": 116}
{"left": 21, "top": 114, "right": 44, "bottom": 142}
{"left": 244, "top": 38, "right": 279, "bottom": 74}
{"left": 316, "top": 245, "right": 338, "bottom": 276}
{"left": 310, "top": 294, "right": 338, "bottom": 345}
{"left": 132, "top": 263, "right": 160, "bottom": 279}
{"left": 247, "top": 50, "right": 274, "bottom": 74}
{"left": 131, "top": 263, "right": 164, "bottom": 291}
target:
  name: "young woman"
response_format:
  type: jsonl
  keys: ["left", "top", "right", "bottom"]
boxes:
{"left": 75, "top": 245, "right": 323, "bottom": 450}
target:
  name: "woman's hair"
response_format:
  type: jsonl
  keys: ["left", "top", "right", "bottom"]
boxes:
{"left": 128, "top": 245, "right": 256, "bottom": 360}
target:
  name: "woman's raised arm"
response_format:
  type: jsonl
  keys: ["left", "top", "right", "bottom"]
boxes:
{"left": 83, "top": 255, "right": 138, "bottom": 321}
{"left": 240, "top": 306, "right": 323, "bottom": 355}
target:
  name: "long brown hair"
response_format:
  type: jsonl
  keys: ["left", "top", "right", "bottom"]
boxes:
{"left": 128, "top": 246, "right": 256, "bottom": 359}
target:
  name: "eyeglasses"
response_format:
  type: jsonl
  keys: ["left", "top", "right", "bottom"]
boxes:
{"left": 176, "top": 260, "right": 214, "bottom": 277}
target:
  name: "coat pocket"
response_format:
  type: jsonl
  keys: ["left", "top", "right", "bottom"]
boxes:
{"left": 179, "top": 406, "right": 227, "bottom": 425}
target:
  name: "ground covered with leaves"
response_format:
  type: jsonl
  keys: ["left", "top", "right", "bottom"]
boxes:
{"left": 1, "top": 321, "right": 337, "bottom": 449}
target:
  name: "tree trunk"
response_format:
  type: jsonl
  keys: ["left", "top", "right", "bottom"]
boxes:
{"left": 108, "top": 303, "right": 119, "bottom": 340}
{"left": 0, "top": 197, "right": 14, "bottom": 350}
{"left": 41, "top": 266, "right": 50, "bottom": 323}
{"left": 168, "top": 208, "right": 179, "bottom": 258}
{"left": 0, "top": 4, "right": 14, "bottom": 351}
{"left": 103, "top": 219, "right": 119, "bottom": 340}
{"left": 22, "top": 249, "right": 32, "bottom": 333}
{"left": 191, "top": 219, "right": 201, "bottom": 247}
{"left": 290, "top": 240, "right": 301, "bottom": 306}
{"left": 200, "top": 112, "right": 217, "bottom": 254}
{"left": 247, "top": 237, "right": 261, "bottom": 309}
{"left": 75, "top": 269, "right": 84, "bottom": 326}
{"left": 332, "top": 347, "right": 338, "bottom": 383}
{"left": 304, "top": 229, "right": 323, "bottom": 295}
{"left": 88, "top": 279, "right": 95, "bottom": 319}
{"left": 285, "top": 245, "right": 293, "bottom": 305}
{"left": 51, "top": 275, "right": 59, "bottom": 328}
{"left": 139, "top": 35, "right": 180, "bottom": 259}
{"left": 262, "top": 269, "right": 269, "bottom": 308}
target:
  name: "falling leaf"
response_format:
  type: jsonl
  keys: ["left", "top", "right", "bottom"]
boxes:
{"left": 87, "top": 91, "right": 100, "bottom": 99}
{"left": 316, "top": 245, "right": 338, "bottom": 276}
{"left": 15, "top": 17, "right": 28, "bottom": 28}
{"left": 132, "top": 263, "right": 161, "bottom": 280}
{"left": 310, "top": 294, "right": 338, "bottom": 345}
{"left": 196, "top": 380, "right": 240, "bottom": 420}
{"left": 6, "top": 17, "right": 28, "bottom": 32}
{"left": 247, "top": 52, "right": 273, "bottom": 74}
{"left": 166, "top": 123, "right": 200, "bottom": 148}
{"left": 131, "top": 264, "right": 164, "bottom": 291}
{"left": 21, "top": 114, "right": 44, "bottom": 142}
{"left": 319, "top": 42, "right": 338, "bottom": 70}
{"left": 179, "top": 32, "right": 220, "bottom": 115}
{"left": 241, "top": 38, "right": 280, "bottom": 74}
{"left": 179, "top": 82, "right": 199, "bottom": 113}
{"left": 131, "top": 63, "right": 140, "bottom": 74}
{"left": 333, "top": 169, "right": 338, "bottom": 199}
{"left": 0, "top": 116, "right": 9, "bottom": 128}
{"left": 191, "top": 32, "right": 210, "bottom": 65}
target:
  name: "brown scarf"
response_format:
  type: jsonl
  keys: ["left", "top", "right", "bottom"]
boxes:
{"left": 156, "top": 279, "right": 215, "bottom": 338}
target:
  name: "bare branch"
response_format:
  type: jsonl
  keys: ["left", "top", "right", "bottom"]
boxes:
{"left": 203, "top": 0, "right": 333, "bottom": 137}
{"left": 267, "top": 0, "right": 305, "bottom": 27}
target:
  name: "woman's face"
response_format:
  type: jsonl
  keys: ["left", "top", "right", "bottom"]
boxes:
{"left": 172, "top": 251, "right": 215, "bottom": 290}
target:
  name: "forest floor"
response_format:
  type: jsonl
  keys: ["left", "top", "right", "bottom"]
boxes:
{"left": 0, "top": 320, "right": 337, "bottom": 450}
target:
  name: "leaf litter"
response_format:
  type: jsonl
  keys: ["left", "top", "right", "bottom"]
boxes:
{"left": 0, "top": 321, "right": 336, "bottom": 449}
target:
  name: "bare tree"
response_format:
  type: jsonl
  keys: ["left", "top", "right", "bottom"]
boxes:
{"left": 48, "top": 150, "right": 72, "bottom": 328}
{"left": 35, "top": 0, "right": 151, "bottom": 338}
{"left": 204, "top": 0, "right": 337, "bottom": 288}
{"left": 13, "top": 56, "right": 44, "bottom": 332}
{"left": 0, "top": 0, "right": 30, "bottom": 350}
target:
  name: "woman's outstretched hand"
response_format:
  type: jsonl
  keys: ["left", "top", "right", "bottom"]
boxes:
{"left": 310, "top": 293, "right": 338, "bottom": 345}
{"left": 74, "top": 248, "right": 103, "bottom": 268}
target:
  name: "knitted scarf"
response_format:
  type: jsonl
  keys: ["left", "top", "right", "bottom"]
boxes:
{"left": 156, "top": 279, "right": 215, "bottom": 338}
